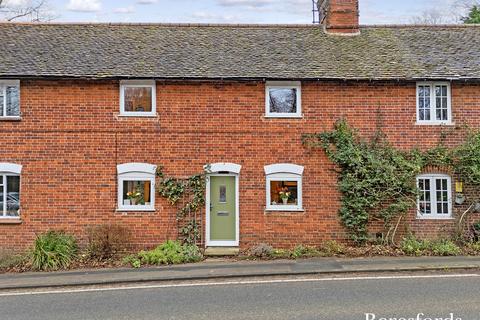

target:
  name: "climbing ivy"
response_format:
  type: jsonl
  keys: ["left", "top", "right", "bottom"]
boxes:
{"left": 156, "top": 166, "right": 209, "bottom": 245}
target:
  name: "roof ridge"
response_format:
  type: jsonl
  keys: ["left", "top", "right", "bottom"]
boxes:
{"left": 361, "top": 23, "right": 480, "bottom": 28}
{"left": 0, "top": 22, "right": 317, "bottom": 28}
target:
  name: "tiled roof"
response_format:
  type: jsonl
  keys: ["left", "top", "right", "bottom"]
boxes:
{"left": 1, "top": 23, "right": 479, "bottom": 80}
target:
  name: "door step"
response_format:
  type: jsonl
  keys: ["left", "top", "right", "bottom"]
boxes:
{"left": 204, "top": 247, "right": 239, "bottom": 256}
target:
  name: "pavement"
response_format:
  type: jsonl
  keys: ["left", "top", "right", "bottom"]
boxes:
{"left": 0, "top": 255, "right": 479, "bottom": 290}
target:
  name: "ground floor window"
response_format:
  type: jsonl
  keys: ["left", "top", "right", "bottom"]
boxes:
{"left": 417, "top": 174, "right": 452, "bottom": 219}
{"left": 0, "top": 163, "right": 22, "bottom": 218}
{"left": 264, "top": 164, "right": 304, "bottom": 211}
{"left": 117, "top": 163, "right": 157, "bottom": 211}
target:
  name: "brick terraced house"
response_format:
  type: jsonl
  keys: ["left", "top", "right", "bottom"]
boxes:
{"left": 1, "top": 0, "right": 480, "bottom": 251}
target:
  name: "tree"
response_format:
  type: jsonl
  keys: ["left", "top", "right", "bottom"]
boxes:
{"left": 0, "top": 0, "right": 54, "bottom": 22}
{"left": 462, "top": 5, "right": 480, "bottom": 23}
{"left": 410, "top": 9, "right": 453, "bottom": 25}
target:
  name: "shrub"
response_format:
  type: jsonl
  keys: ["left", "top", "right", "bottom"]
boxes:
{"left": 320, "top": 240, "right": 346, "bottom": 256}
{"left": 430, "top": 239, "right": 461, "bottom": 256}
{"left": 86, "top": 224, "right": 130, "bottom": 260}
{"left": 400, "top": 236, "right": 428, "bottom": 256}
{"left": 0, "top": 249, "right": 27, "bottom": 270}
{"left": 466, "top": 242, "right": 480, "bottom": 254}
{"left": 31, "top": 231, "right": 78, "bottom": 271}
{"left": 125, "top": 240, "right": 203, "bottom": 267}
{"left": 249, "top": 243, "right": 273, "bottom": 258}
{"left": 291, "top": 245, "right": 320, "bottom": 258}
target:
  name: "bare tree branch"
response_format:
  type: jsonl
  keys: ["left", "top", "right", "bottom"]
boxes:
{"left": 0, "top": 0, "right": 56, "bottom": 22}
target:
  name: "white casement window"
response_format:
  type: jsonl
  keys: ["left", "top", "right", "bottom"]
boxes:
{"left": 265, "top": 81, "right": 302, "bottom": 118}
{"left": 416, "top": 82, "right": 452, "bottom": 124}
{"left": 0, "top": 80, "right": 20, "bottom": 119}
{"left": 264, "top": 164, "right": 304, "bottom": 211}
{"left": 120, "top": 80, "right": 156, "bottom": 117}
{"left": 0, "top": 163, "right": 22, "bottom": 219}
{"left": 117, "top": 163, "right": 157, "bottom": 211}
{"left": 417, "top": 174, "right": 452, "bottom": 219}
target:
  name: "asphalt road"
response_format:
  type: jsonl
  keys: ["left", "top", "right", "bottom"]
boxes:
{"left": 0, "top": 274, "right": 478, "bottom": 320}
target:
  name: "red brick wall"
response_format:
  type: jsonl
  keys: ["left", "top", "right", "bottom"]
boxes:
{"left": 1, "top": 79, "right": 479, "bottom": 250}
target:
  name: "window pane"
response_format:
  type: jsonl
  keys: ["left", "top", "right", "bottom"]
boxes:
{"left": 270, "top": 180, "right": 298, "bottom": 205}
{"left": 124, "top": 87, "right": 152, "bottom": 112}
{"left": 0, "top": 185, "right": 4, "bottom": 216}
{"left": 219, "top": 185, "right": 226, "bottom": 203}
{"left": 269, "top": 88, "right": 297, "bottom": 114}
{"left": 6, "top": 176, "right": 20, "bottom": 217}
{"left": 122, "top": 180, "right": 151, "bottom": 206}
{"left": 0, "top": 87, "right": 4, "bottom": 117}
{"left": 6, "top": 86, "right": 20, "bottom": 116}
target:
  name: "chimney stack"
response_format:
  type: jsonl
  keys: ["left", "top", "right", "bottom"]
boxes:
{"left": 318, "top": 0, "right": 359, "bottom": 35}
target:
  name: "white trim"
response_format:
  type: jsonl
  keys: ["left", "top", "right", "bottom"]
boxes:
{"left": 207, "top": 163, "right": 242, "bottom": 174}
{"left": 205, "top": 173, "right": 240, "bottom": 247}
{"left": 265, "top": 174, "right": 303, "bottom": 211}
{"left": 119, "top": 80, "right": 156, "bottom": 117}
{"left": 117, "top": 163, "right": 156, "bottom": 211}
{"left": 416, "top": 82, "right": 452, "bottom": 125}
{"left": 265, "top": 81, "right": 302, "bottom": 118}
{"left": 0, "top": 80, "right": 20, "bottom": 119}
{"left": 264, "top": 163, "right": 304, "bottom": 176}
{"left": 117, "top": 163, "right": 157, "bottom": 175}
{"left": 416, "top": 173, "right": 453, "bottom": 219}
{"left": 0, "top": 163, "right": 22, "bottom": 175}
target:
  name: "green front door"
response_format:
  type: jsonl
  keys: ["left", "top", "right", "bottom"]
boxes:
{"left": 209, "top": 176, "right": 236, "bottom": 242}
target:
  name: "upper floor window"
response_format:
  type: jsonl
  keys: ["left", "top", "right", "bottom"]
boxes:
{"left": 416, "top": 82, "right": 451, "bottom": 125}
{"left": 265, "top": 81, "right": 301, "bottom": 118}
{"left": 417, "top": 174, "right": 452, "bottom": 219}
{"left": 0, "top": 163, "right": 22, "bottom": 219}
{"left": 0, "top": 80, "right": 20, "bottom": 119}
{"left": 117, "top": 163, "right": 156, "bottom": 211}
{"left": 264, "top": 164, "right": 304, "bottom": 211}
{"left": 120, "top": 80, "right": 156, "bottom": 117}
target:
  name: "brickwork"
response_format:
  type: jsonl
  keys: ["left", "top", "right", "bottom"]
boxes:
{"left": 1, "top": 79, "right": 479, "bottom": 250}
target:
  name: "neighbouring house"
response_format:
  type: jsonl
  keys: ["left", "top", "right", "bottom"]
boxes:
{"left": 1, "top": 0, "right": 480, "bottom": 251}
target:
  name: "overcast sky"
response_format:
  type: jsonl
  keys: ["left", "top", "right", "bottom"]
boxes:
{"left": 6, "top": 0, "right": 465, "bottom": 24}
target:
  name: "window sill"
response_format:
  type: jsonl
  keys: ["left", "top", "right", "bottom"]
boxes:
{"left": 264, "top": 115, "right": 303, "bottom": 119}
{"left": 116, "top": 208, "right": 156, "bottom": 213}
{"left": 415, "top": 121, "right": 454, "bottom": 126}
{"left": 0, "top": 116, "right": 21, "bottom": 121}
{"left": 416, "top": 216, "right": 454, "bottom": 220}
{"left": 118, "top": 113, "right": 158, "bottom": 118}
{"left": 265, "top": 207, "right": 304, "bottom": 213}
{"left": 0, "top": 218, "right": 22, "bottom": 224}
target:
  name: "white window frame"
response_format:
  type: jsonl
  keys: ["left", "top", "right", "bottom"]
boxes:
{"left": 0, "top": 163, "right": 22, "bottom": 219}
{"left": 416, "top": 82, "right": 452, "bottom": 125}
{"left": 117, "top": 163, "right": 157, "bottom": 211}
{"left": 416, "top": 174, "right": 453, "bottom": 220}
{"left": 265, "top": 81, "right": 302, "bottom": 118}
{"left": 119, "top": 80, "right": 156, "bottom": 117}
{"left": 264, "top": 164, "right": 304, "bottom": 211}
{"left": 0, "top": 80, "right": 21, "bottom": 120}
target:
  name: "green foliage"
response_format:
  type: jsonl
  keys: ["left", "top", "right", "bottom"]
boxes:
{"left": 430, "top": 239, "right": 461, "bottom": 256}
{"left": 453, "top": 131, "right": 480, "bottom": 184}
{"left": 319, "top": 240, "right": 346, "bottom": 256}
{"left": 401, "top": 236, "right": 461, "bottom": 256}
{"left": 31, "top": 231, "right": 78, "bottom": 271}
{"left": 125, "top": 240, "right": 203, "bottom": 267}
{"left": 157, "top": 166, "right": 208, "bottom": 244}
{"left": 304, "top": 119, "right": 421, "bottom": 243}
{"left": 291, "top": 245, "right": 320, "bottom": 258}
{"left": 462, "top": 5, "right": 480, "bottom": 24}
{"left": 86, "top": 224, "right": 130, "bottom": 260}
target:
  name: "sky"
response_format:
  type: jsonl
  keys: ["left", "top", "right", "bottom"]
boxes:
{"left": 3, "top": 0, "right": 467, "bottom": 24}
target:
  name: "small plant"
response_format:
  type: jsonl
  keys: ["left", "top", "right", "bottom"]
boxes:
{"left": 400, "top": 235, "right": 428, "bottom": 256}
{"left": 125, "top": 240, "right": 203, "bottom": 267}
{"left": 122, "top": 254, "right": 141, "bottom": 268}
{"left": 86, "top": 224, "right": 130, "bottom": 260}
{"left": 0, "top": 249, "right": 27, "bottom": 270}
{"left": 291, "top": 245, "right": 320, "bottom": 258}
{"left": 320, "top": 240, "right": 346, "bottom": 256}
{"left": 249, "top": 243, "right": 273, "bottom": 258}
{"left": 31, "top": 231, "right": 78, "bottom": 271}
{"left": 430, "top": 239, "right": 461, "bottom": 256}
{"left": 278, "top": 187, "right": 291, "bottom": 204}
